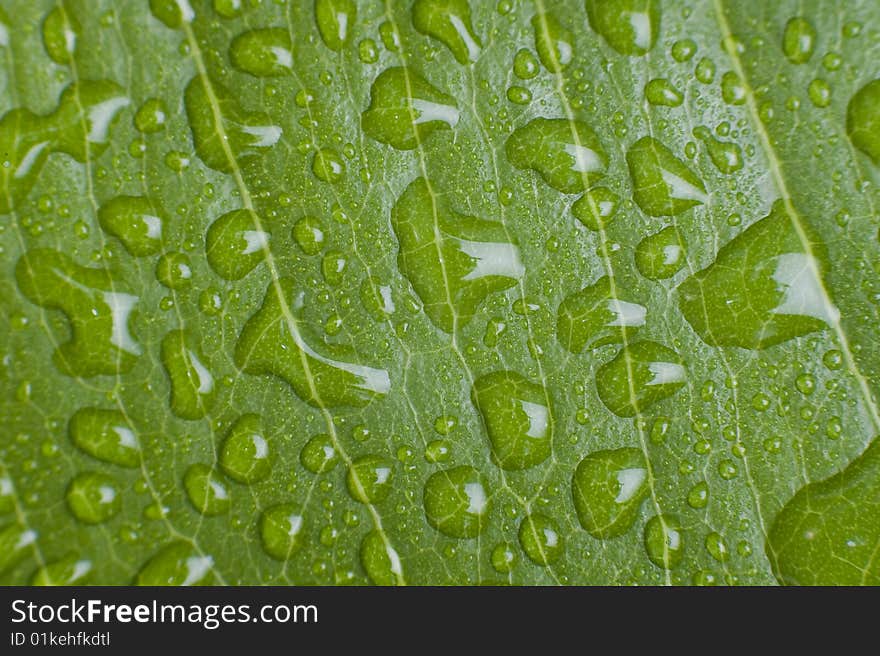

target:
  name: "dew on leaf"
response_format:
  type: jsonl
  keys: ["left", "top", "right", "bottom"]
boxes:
{"left": 136, "top": 541, "right": 213, "bottom": 586}
{"left": 360, "top": 530, "right": 404, "bottom": 585}
{"left": 66, "top": 472, "right": 121, "bottom": 524}
{"left": 518, "top": 514, "right": 562, "bottom": 565}
{"left": 31, "top": 556, "right": 91, "bottom": 585}
{"left": 260, "top": 504, "right": 305, "bottom": 560}
{"left": 160, "top": 330, "right": 215, "bottom": 420}
{"left": 557, "top": 275, "right": 645, "bottom": 353}
{"left": 627, "top": 136, "right": 706, "bottom": 216}
{"left": 782, "top": 17, "right": 816, "bottom": 64}
{"left": 42, "top": 3, "right": 80, "bottom": 65}
{"left": 596, "top": 341, "right": 686, "bottom": 417}
{"left": 645, "top": 78, "right": 683, "bottom": 107}
{"left": 69, "top": 407, "right": 141, "bottom": 468}
{"left": 423, "top": 466, "right": 491, "bottom": 538}
{"left": 585, "top": 0, "right": 660, "bottom": 56}
{"left": 183, "top": 464, "right": 230, "bottom": 516}
{"left": 572, "top": 447, "right": 649, "bottom": 538}
{"left": 635, "top": 226, "right": 686, "bottom": 280}
{"left": 315, "top": 0, "right": 356, "bottom": 52}
{"left": 644, "top": 514, "right": 683, "bottom": 569}
{"left": 230, "top": 28, "right": 293, "bottom": 77}
{"left": 846, "top": 80, "right": 880, "bottom": 165}
{"left": 412, "top": 0, "right": 481, "bottom": 64}
{"left": 134, "top": 98, "right": 168, "bottom": 133}
{"left": 347, "top": 455, "right": 394, "bottom": 504}
{"left": 156, "top": 252, "right": 193, "bottom": 290}
{"left": 532, "top": 12, "right": 573, "bottom": 72}
{"left": 206, "top": 209, "right": 269, "bottom": 280}
{"left": 98, "top": 196, "right": 165, "bottom": 257}
{"left": 571, "top": 186, "right": 618, "bottom": 231}
{"left": 220, "top": 414, "right": 271, "bottom": 484}
{"left": 513, "top": 48, "right": 539, "bottom": 79}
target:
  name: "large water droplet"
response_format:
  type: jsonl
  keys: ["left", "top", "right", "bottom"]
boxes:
{"left": 136, "top": 541, "right": 214, "bottom": 585}
{"left": 847, "top": 79, "right": 880, "bottom": 165}
{"left": 412, "top": 0, "right": 481, "bottom": 64}
{"left": 362, "top": 67, "right": 458, "bottom": 150}
{"left": 69, "top": 407, "right": 141, "bottom": 468}
{"left": 260, "top": 504, "right": 305, "bottom": 559}
{"left": 391, "top": 177, "right": 523, "bottom": 332}
{"left": 507, "top": 118, "right": 607, "bottom": 193}
{"left": 644, "top": 514, "right": 683, "bottom": 569}
{"left": 472, "top": 370, "right": 552, "bottom": 470}
{"left": 42, "top": 2, "right": 80, "bottom": 64}
{"left": 531, "top": 12, "right": 573, "bottom": 72}
{"left": 360, "top": 530, "right": 404, "bottom": 585}
{"left": 66, "top": 472, "right": 121, "bottom": 524}
{"left": 235, "top": 280, "right": 391, "bottom": 407}
{"left": 557, "top": 275, "right": 645, "bottom": 353}
{"left": 423, "top": 466, "right": 491, "bottom": 538}
{"left": 572, "top": 448, "right": 649, "bottom": 538}
{"left": 627, "top": 136, "right": 706, "bottom": 216}
{"left": 230, "top": 28, "right": 293, "bottom": 77}
{"left": 677, "top": 199, "right": 837, "bottom": 349}
{"left": 585, "top": 0, "right": 660, "bottom": 56}
{"left": 767, "top": 436, "right": 880, "bottom": 584}
{"left": 160, "top": 330, "right": 215, "bottom": 420}
{"left": 183, "top": 464, "right": 230, "bottom": 515}
{"left": 220, "top": 414, "right": 271, "bottom": 484}
{"left": 571, "top": 187, "right": 618, "bottom": 231}
{"left": 16, "top": 249, "right": 142, "bottom": 376}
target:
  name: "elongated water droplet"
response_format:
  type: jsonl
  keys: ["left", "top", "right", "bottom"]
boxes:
{"left": 644, "top": 514, "right": 683, "bottom": 569}
{"left": 32, "top": 555, "right": 92, "bottom": 585}
{"left": 360, "top": 530, "right": 404, "bottom": 585}
{"left": 391, "top": 177, "right": 523, "bottom": 332}
{"left": 136, "top": 541, "right": 214, "bottom": 586}
{"left": 315, "top": 0, "right": 356, "bottom": 51}
{"left": 627, "top": 136, "right": 706, "bottom": 216}
{"left": 160, "top": 330, "right": 215, "bottom": 420}
{"left": 235, "top": 280, "right": 391, "bottom": 407}
{"left": 16, "top": 249, "right": 142, "bottom": 376}
{"left": 134, "top": 98, "right": 168, "bottom": 133}
{"left": 532, "top": 12, "right": 573, "bottom": 72}
{"left": 572, "top": 447, "right": 649, "bottom": 538}
{"left": 42, "top": 2, "right": 80, "bottom": 64}
{"left": 596, "top": 341, "right": 686, "bottom": 417}
{"left": 0, "top": 524, "right": 38, "bottom": 575}
{"left": 293, "top": 216, "right": 326, "bottom": 255}
{"left": 69, "top": 407, "right": 141, "bottom": 468}
{"left": 507, "top": 117, "right": 607, "bottom": 193}
{"left": 412, "top": 0, "right": 481, "bottom": 64}
{"left": 557, "top": 276, "right": 645, "bottom": 353}
{"left": 206, "top": 209, "right": 269, "bottom": 280}
{"left": 585, "top": 0, "right": 660, "bottom": 56}
{"left": 220, "top": 414, "right": 271, "bottom": 484}
{"left": 472, "top": 371, "right": 552, "bottom": 470}
{"left": 782, "top": 17, "right": 816, "bottom": 64}
{"left": 645, "top": 78, "right": 682, "bottom": 106}
{"left": 230, "top": 28, "right": 293, "bottom": 77}
{"left": 678, "top": 199, "right": 836, "bottom": 349}
{"left": 362, "top": 67, "right": 458, "bottom": 150}
{"left": 260, "top": 504, "right": 305, "bottom": 559}
{"left": 693, "top": 126, "right": 743, "bottom": 174}
{"left": 423, "top": 466, "right": 491, "bottom": 538}
{"left": 149, "top": 0, "right": 196, "bottom": 29}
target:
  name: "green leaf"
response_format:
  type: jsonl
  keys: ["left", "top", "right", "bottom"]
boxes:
{"left": 1, "top": 0, "right": 879, "bottom": 586}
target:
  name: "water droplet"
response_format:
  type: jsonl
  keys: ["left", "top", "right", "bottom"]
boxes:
{"left": 321, "top": 250, "right": 347, "bottom": 285}
{"left": 687, "top": 481, "right": 709, "bottom": 508}
{"left": 571, "top": 187, "right": 618, "bottom": 230}
{"left": 572, "top": 447, "right": 649, "bottom": 538}
{"left": 412, "top": 0, "right": 481, "bottom": 64}
{"left": 16, "top": 249, "right": 142, "bottom": 376}
{"left": 292, "top": 216, "right": 326, "bottom": 255}
{"left": 423, "top": 466, "right": 491, "bottom": 538}
{"left": 704, "top": 531, "right": 729, "bottom": 562}
{"left": 671, "top": 38, "right": 696, "bottom": 62}
{"left": 472, "top": 370, "right": 552, "bottom": 470}
{"left": 184, "top": 464, "right": 230, "bottom": 515}
{"left": 360, "top": 530, "right": 404, "bottom": 585}
{"left": 807, "top": 78, "right": 831, "bottom": 108}
{"left": 0, "top": 525, "right": 38, "bottom": 575}
{"left": 260, "top": 504, "right": 304, "bottom": 559}
{"left": 69, "top": 407, "right": 141, "bottom": 468}
{"left": 312, "top": 148, "right": 345, "bottom": 183}
{"left": 230, "top": 28, "right": 293, "bottom": 77}
{"left": 219, "top": 414, "right": 271, "bottom": 484}
{"left": 136, "top": 541, "right": 214, "bottom": 585}
{"left": 585, "top": 0, "right": 659, "bottom": 56}
{"left": 347, "top": 455, "right": 394, "bottom": 504}
{"left": 678, "top": 199, "right": 836, "bottom": 349}
{"left": 513, "top": 48, "right": 539, "bottom": 79}
{"left": 795, "top": 372, "right": 815, "bottom": 396}
{"left": 391, "top": 177, "right": 523, "bottom": 332}
{"left": 98, "top": 196, "right": 165, "bottom": 257}
{"left": 362, "top": 67, "right": 458, "bottom": 150}
{"left": 627, "top": 136, "right": 706, "bottom": 216}
{"left": 236, "top": 280, "right": 390, "bottom": 407}
{"left": 506, "top": 85, "right": 532, "bottom": 105}
{"left": 156, "top": 252, "right": 193, "bottom": 290}
{"left": 782, "top": 17, "right": 816, "bottom": 64}
{"left": 557, "top": 275, "right": 645, "bottom": 352}
{"left": 645, "top": 78, "right": 683, "bottom": 107}
{"left": 644, "top": 514, "right": 683, "bottom": 569}
{"left": 822, "top": 349, "right": 842, "bottom": 370}
{"left": 42, "top": 3, "right": 80, "bottom": 64}
{"left": 635, "top": 226, "right": 686, "bottom": 279}
{"left": 532, "top": 12, "right": 573, "bottom": 71}
{"left": 134, "top": 98, "right": 168, "bottom": 133}
{"left": 185, "top": 75, "right": 281, "bottom": 172}
{"left": 315, "top": 0, "right": 356, "bottom": 51}
{"left": 160, "top": 330, "right": 214, "bottom": 420}
{"left": 206, "top": 209, "right": 269, "bottom": 280}
{"left": 507, "top": 117, "right": 607, "bottom": 193}
{"left": 66, "top": 472, "right": 121, "bottom": 524}
{"left": 491, "top": 542, "right": 517, "bottom": 572}
{"left": 425, "top": 439, "right": 451, "bottom": 463}
{"left": 149, "top": 0, "right": 196, "bottom": 29}
{"left": 717, "top": 459, "right": 738, "bottom": 480}
{"left": 692, "top": 126, "right": 743, "bottom": 174}
{"left": 720, "top": 71, "right": 746, "bottom": 105}
{"left": 213, "top": 0, "right": 242, "bottom": 19}
{"left": 695, "top": 57, "right": 715, "bottom": 84}
{"left": 596, "top": 341, "right": 686, "bottom": 417}
{"left": 518, "top": 514, "right": 562, "bottom": 565}
{"left": 846, "top": 80, "right": 880, "bottom": 165}
{"left": 300, "top": 434, "right": 338, "bottom": 473}
{"left": 32, "top": 555, "right": 92, "bottom": 585}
